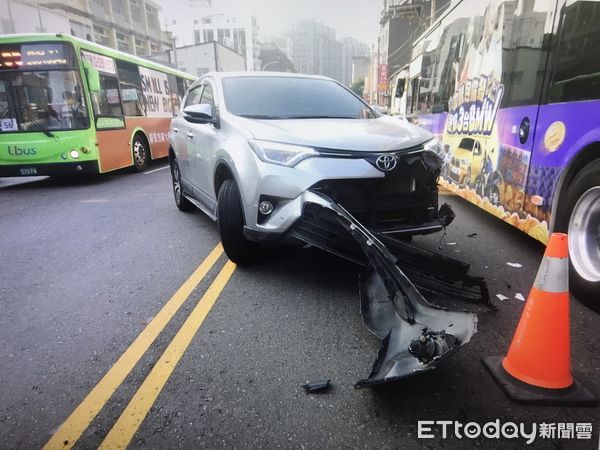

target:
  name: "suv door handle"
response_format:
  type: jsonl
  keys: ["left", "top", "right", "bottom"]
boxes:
{"left": 172, "top": 126, "right": 178, "bottom": 133}
{"left": 186, "top": 131, "right": 194, "bottom": 139}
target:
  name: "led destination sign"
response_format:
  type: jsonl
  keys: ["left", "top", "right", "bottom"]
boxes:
{"left": 0, "top": 43, "right": 74, "bottom": 70}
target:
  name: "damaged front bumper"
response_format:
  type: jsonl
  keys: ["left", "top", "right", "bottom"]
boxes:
{"left": 289, "top": 192, "right": 486, "bottom": 388}
{"left": 243, "top": 147, "right": 449, "bottom": 241}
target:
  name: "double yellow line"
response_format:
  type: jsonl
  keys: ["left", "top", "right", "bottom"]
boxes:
{"left": 44, "top": 243, "right": 235, "bottom": 450}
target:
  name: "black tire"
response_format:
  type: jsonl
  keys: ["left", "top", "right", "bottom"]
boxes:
{"left": 217, "top": 178, "right": 256, "bottom": 265}
{"left": 170, "top": 157, "right": 194, "bottom": 212}
{"left": 554, "top": 159, "right": 600, "bottom": 313}
{"left": 131, "top": 134, "right": 149, "bottom": 172}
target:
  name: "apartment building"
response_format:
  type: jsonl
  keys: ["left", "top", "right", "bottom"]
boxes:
{"left": 17, "top": 0, "right": 172, "bottom": 56}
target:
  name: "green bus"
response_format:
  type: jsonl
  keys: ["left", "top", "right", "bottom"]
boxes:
{"left": 0, "top": 33, "right": 195, "bottom": 177}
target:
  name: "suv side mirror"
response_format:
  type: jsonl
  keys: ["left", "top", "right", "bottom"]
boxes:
{"left": 183, "top": 104, "right": 219, "bottom": 127}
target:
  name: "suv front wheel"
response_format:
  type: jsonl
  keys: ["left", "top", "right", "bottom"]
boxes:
{"left": 217, "top": 178, "right": 256, "bottom": 265}
{"left": 170, "top": 157, "right": 194, "bottom": 212}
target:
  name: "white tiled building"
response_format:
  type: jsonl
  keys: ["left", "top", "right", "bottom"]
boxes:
{"left": 11, "top": 0, "right": 173, "bottom": 57}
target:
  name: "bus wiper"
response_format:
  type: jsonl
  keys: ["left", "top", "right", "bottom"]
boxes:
{"left": 24, "top": 111, "right": 55, "bottom": 138}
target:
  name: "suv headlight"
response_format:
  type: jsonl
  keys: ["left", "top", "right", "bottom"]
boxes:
{"left": 248, "top": 139, "right": 318, "bottom": 167}
{"left": 423, "top": 138, "right": 444, "bottom": 160}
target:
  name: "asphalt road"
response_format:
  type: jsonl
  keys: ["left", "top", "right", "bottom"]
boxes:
{"left": 1, "top": 163, "right": 599, "bottom": 449}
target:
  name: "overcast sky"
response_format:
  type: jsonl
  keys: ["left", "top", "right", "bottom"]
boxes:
{"left": 157, "top": 0, "right": 381, "bottom": 47}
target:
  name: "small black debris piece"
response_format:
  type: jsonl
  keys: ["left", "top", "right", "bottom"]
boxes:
{"left": 467, "top": 232, "right": 478, "bottom": 238}
{"left": 301, "top": 380, "right": 331, "bottom": 394}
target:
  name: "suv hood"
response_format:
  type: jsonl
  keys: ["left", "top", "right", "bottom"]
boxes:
{"left": 230, "top": 115, "right": 432, "bottom": 152}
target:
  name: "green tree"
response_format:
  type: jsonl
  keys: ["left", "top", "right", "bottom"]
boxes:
{"left": 350, "top": 78, "right": 365, "bottom": 97}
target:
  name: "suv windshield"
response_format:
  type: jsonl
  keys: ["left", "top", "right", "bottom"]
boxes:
{"left": 222, "top": 76, "right": 375, "bottom": 120}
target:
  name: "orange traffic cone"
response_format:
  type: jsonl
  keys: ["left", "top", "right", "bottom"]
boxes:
{"left": 483, "top": 233, "right": 597, "bottom": 406}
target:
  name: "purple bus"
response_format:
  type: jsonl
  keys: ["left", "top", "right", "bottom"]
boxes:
{"left": 401, "top": 0, "right": 599, "bottom": 311}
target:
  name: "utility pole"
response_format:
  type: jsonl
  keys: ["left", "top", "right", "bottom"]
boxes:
{"left": 214, "top": 41, "right": 218, "bottom": 71}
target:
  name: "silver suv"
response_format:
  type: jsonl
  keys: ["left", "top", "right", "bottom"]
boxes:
{"left": 169, "top": 72, "right": 449, "bottom": 264}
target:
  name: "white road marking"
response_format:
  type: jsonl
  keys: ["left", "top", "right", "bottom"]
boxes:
{"left": 143, "top": 165, "right": 169, "bottom": 175}
{"left": 0, "top": 176, "right": 48, "bottom": 188}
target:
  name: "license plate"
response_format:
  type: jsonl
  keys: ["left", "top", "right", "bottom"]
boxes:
{"left": 19, "top": 167, "right": 38, "bottom": 175}
{"left": 451, "top": 166, "right": 459, "bottom": 175}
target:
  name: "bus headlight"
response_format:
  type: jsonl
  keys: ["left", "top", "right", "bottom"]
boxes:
{"left": 70, "top": 149, "right": 80, "bottom": 159}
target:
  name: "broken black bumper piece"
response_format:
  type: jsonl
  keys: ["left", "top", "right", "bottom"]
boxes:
{"left": 290, "top": 192, "right": 482, "bottom": 389}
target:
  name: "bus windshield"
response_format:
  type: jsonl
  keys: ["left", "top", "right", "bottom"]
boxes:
{"left": 0, "top": 42, "right": 89, "bottom": 133}
{"left": 0, "top": 71, "right": 89, "bottom": 132}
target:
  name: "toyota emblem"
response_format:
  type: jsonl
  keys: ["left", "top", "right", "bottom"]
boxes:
{"left": 375, "top": 154, "right": 397, "bottom": 172}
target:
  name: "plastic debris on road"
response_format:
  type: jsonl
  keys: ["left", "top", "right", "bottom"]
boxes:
{"left": 301, "top": 380, "right": 331, "bottom": 393}
{"left": 288, "top": 192, "right": 489, "bottom": 389}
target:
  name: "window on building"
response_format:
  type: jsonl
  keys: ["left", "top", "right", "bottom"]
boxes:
{"left": 1, "top": 19, "right": 15, "bottom": 34}
{"left": 217, "top": 28, "right": 231, "bottom": 45}
{"left": 112, "top": 0, "right": 125, "bottom": 15}
{"left": 116, "top": 60, "right": 145, "bottom": 116}
{"left": 117, "top": 41, "right": 130, "bottom": 52}
{"left": 93, "top": 25, "right": 109, "bottom": 46}
{"left": 91, "top": 0, "right": 108, "bottom": 13}
{"left": 406, "top": 77, "right": 420, "bottom": 115}
{"left": 203, "top": 29, "right": 214, "bottom": 42}
{"left": 146, "top": 6, "right": 159, "bottom": 29}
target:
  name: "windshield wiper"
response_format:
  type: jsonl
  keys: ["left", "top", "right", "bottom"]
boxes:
{"left": 24, "top": 110, "right": 55, "bottom": 138}
{"left": 282, "top": 115, "right": 358, "bottom": 119}
{"left": 238, "top": 114, "right": 282, "bottom": 120}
